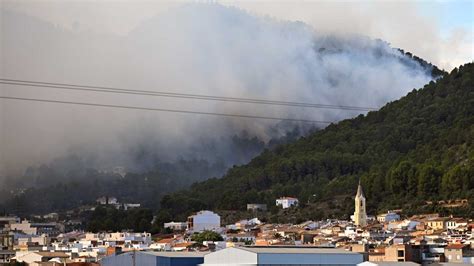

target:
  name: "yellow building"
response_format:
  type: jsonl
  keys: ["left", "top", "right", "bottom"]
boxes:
{"left": 425, "top": 218, "right": 446, "bottom": 230}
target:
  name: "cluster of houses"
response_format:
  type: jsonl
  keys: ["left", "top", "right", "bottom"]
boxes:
{"left": 0, "top": 219, "right": 154, "bottom": 265}
{"left": 0, "top": 185, "right": 472, "bottom": 265}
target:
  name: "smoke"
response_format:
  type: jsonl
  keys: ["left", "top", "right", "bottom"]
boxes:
{"left": 4, "top": 1, "right": 471, "bottom": 70}
{"left": 1, "top": 3, "right": 434, "bottom": 176}
{"left": 226, "top": 1, "right": 473, "bottom": 71}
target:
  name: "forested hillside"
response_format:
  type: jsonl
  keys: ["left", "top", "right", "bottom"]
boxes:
{"left": 0, "top": 129, "right": 304, "bottom": 215}
{"left": 160, "top": 63, "right": 474, "bottom": 221}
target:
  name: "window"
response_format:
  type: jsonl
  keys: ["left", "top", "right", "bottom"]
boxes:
{"left": 398, "top": 250, "right": 405, "bottom": 257}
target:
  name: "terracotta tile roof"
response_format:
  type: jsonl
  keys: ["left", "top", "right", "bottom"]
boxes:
{"left": 157, "top": 238, "right": 174, "bottom": 244}
{"left": 446, "top": 243, "right": 465, "bottom": 249}
{"left": 173, "top": 242, "right": 193, "bottom": 248}
{"left": 35, "top": 251, "right": 69, "bottom": 258}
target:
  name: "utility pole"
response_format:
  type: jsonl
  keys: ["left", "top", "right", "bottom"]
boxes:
{"left": 132, "top": 248, "right": 136, "bottom": 266}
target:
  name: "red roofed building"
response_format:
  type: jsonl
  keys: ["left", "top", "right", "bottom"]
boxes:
{"left": 444, "top": 244, "right": 466, "bottom": 263}
{"left": 172, "top": 242, "right": 194, "bottom": 252}
{"left": 150, "top": 238, "right": 175, "bottom": 251}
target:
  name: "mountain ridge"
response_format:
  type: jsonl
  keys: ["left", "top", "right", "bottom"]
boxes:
{"left": 159, "top": 63, "right": 474, "bottom": 222}
{"left": 0, "top": 5, "right": 452, "bottom": 218}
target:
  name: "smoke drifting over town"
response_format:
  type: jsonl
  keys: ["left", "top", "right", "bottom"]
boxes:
{"left": 1, "top": 3, "right": 435, "bottom": 176}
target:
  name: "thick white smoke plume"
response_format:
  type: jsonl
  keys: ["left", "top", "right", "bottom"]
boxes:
{"left": 1, "top": 3, "right": 434, "bottom": 175}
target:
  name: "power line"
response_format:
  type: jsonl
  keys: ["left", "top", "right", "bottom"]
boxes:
{"left": 0, "top": 96, "right": 334, "bottom": 124}
{"left": 1, "top": 79, "right": 374, "bottom": 111}
{"left": 0, "top": 78, "right": 377, "bottom": 111}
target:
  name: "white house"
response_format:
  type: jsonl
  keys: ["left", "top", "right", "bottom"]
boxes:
{"left": 150, "top": 238, "right": 175, "bottom": 251}
{"left": 14, "top": 251, "right": 69, "bottom": 266}
{"left": 8, "top": 220, "right": 37, "bottom": 235}
{"left": 445, "top": 218, "right": 468, "bottom": 230}
{"left": 387, "top": 220, "right": 420, "bottom": 231}
{"left": 225, "top": 232, "right": 256, "bottom": 243}
{"left": 377, "top": 212, "right": 401, "bottom": 223}
{"left": 247, "top": 218, "right": 262, "bottom": 226}
{"left": 18, "top": 234, "right": 50, "bottom": 246}
{"left": 187, "top": 210, "right": 221, "bottom": 232}
{"left": 82, "top": 232, "right": 151, "bottom": 246}
{"left": 96, "top": 196, "right": 118, "bottom": 205}
{"left": 276, "top": 197, "right": 299, "bottom": 209}
{"left": 123, "top": 203, "right": 141, "bottom": 210}
{"left": 104, "top": 232, "right": 152, "bottom": 244}
{"left": 344, "top": 226, "right": 357, "bottom": 237}
{"left": 164, "top": 221, "right": 187, "bottom": 231}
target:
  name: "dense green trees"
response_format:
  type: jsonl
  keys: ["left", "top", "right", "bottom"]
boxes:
{"left": 0, "top": 158, "right": 227, "bottom": 216}
{"left": 442, "top": 164, "right": 473, "bottom": 197}
{"left": 0, "top": 126, "right": 310, "bottom": 217}
{"left": 161, "top": 63, "right": 474, "bottom": 221}
{"left": 191, "top": 231, "right": 224, "bottom": 243}
{"left": 1, "top": 62, "right": 471, "bottom": 227}
{"left": 86, "top": 206, "right": 153, "bottom": 233}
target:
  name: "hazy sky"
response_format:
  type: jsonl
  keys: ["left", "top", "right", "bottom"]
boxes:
{"left": 0, "top": 0, "right": 472, "bottom": 176}
{"left": 2, "top": 0, "right": 473, "bottom": 70}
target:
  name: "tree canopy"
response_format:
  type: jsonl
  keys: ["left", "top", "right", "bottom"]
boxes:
{"left": 191, "top": 231, "right": 224, "bottom": 243}
{"left": 161, "top": 63, "right": 474, "bottom": 221}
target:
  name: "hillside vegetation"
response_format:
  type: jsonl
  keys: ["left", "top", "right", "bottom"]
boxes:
{"left": 160, "top": 63, "right": 474, "bottom": 222}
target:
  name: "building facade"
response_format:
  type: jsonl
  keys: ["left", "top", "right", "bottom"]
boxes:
{"left": 164, "top": 222, "right": 187, "bottom": 231}
{"left": 377, "top": 212, "right": 400, "bottom": 223}
{"left": 187, "top": 211, "right": 220, "bottom": 232}
{"left": 276, "top": 197, "right": 299, "bottom": 209}
{"left": 425, "top": 218, "right": 446, "bottom": 230}
{"left": 383, "top": 244, "right": 421, "bottom": 263}
{"left": 444, "top": 244, "right": 465, "bottom": 263}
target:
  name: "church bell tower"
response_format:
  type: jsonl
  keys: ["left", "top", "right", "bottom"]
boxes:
{"left": 354, "top": 180, "right": 367, "bottom": 227}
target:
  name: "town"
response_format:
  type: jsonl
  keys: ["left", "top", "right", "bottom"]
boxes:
{"left": 2, "top": 0, "right": 473, "bottom": 265}
{"left": 0, "top": 183, "right": 472, "bottom": 265}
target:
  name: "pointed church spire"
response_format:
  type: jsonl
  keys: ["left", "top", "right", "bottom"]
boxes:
{"left": 356, "top": 179, "right": 365, "bottom": 198}
{"left": 354, "top": 179, "right": 367, "bottom": 227}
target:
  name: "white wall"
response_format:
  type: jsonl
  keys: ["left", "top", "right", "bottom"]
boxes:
{"left": 259, "top": 253, "right": 363, "bottom": 264}
{"left": 201, "top": 247, "right": 257, "bottom": 265}
{"left": 192, "top": 211, "right": 220, "bottom": 232}
{"left": 276, "top": 199, "right": 298, "bottom": 209}
{"left": 201, "top": 247, "right": 364, "bottom": 265}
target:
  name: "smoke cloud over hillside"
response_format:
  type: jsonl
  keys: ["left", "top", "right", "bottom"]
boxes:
{"left": 0, "top": 3, "right": 435, "bottom": 176}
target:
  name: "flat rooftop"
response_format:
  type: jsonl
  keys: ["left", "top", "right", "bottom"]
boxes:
{"left": 0, "top": 250, "right": 15, "bottom": 255}
{"left": 140, "top": 251, "right": 209, "bottom": 258}
{"left": 363, "top": 262, "right": 420, "bottom": 266}
{"left": 236, "top": 246, "right": 358, "bottom": 254}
